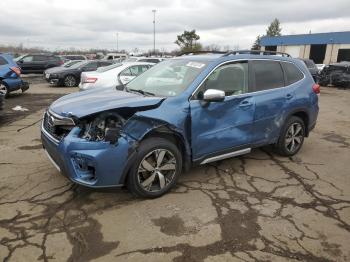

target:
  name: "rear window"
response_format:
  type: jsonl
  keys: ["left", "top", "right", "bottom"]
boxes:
{"left": 282, "top": 62, "right": 304, "bottom": 85}
{"left": 252, "top": 60, "right": 285, "bottom": 91}
{"left": 0, "top": 56, "right": 8, "bottom": 65}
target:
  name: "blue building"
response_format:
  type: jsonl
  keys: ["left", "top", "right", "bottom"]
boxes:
{"left": 260, "top": 31, "right": 350, "bottom": 64}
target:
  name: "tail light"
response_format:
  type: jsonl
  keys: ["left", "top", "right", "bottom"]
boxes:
{"left": 10, "top": 66, "right": 21, "bottom": 76}
{"left": 312, "top": 84, "right": 320, "bottom": 94}
{"left": 84, "top": 77, "right": 98, "bottom": 83}
{"left": 59, "top": 60, "right": 64, "bottom": 65}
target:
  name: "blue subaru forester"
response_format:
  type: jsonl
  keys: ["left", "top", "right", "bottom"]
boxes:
{"left": 41, "top": 51, "right": 319, "bottom": 198}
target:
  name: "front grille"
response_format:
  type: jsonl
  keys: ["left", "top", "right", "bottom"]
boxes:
{"left": 43, "top": 111, "right": 74, "bottom": 141}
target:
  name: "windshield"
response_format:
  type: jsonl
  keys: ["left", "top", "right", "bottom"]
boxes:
{"left": 97, "top": 63, "right": 122, "bottom": 72}
{"left": 14, "top": 55, "right": 26, "bottom": 62}
{"left": 126, "top": 59, "right": 208, "bottom": 97}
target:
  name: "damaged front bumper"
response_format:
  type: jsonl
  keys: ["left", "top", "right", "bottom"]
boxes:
{"left": 41, "top": 124, "right": 134, "bottom": 188}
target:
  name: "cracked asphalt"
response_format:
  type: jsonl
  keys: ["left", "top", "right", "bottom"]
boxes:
{"left": 0, "top": 82, "right": 349, "bottom": 262}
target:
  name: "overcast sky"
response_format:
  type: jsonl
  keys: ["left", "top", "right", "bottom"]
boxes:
{"left": 1, "top": 0, "right": 350, "bottom": 52}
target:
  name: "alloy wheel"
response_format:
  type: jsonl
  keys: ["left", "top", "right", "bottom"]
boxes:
{"left": 0, "top": 83, "right": 8, "bottom": 96}
{"left": 285, "top": 122, "right": 304, "bottom": 153}
{"left": 64, "top": 76, "right": 76, "bottom": 87}
{"left": 137, "top": 149, "right": 177, "bottom": 192}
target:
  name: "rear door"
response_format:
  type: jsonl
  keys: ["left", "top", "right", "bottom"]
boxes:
{"left": 250, "top": 60, "right": 292, "bottom": 145}
{"left": 190, "top": 60, "right": 255, "bottom": 160}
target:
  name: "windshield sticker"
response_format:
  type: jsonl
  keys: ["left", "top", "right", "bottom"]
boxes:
{"left": 186, "top": 62, "right": 205, "bottom": 69}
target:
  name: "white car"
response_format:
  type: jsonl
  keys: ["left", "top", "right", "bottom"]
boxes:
{"left": 79, "top": 62, "right": 153, "bottom": 91}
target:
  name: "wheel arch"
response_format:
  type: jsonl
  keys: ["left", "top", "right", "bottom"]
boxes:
{"left": 286, "top": 109, "right": 310, "bottom": 136}
{"left": 119, "top": 117, "right": 191, "bottom": 184}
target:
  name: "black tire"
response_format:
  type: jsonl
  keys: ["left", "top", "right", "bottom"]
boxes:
{"left": 63, "top": 75, "right": 77, "bottom": 87}
{"left": 0, "top": 81, "right": 9, "bottom": 98}
{"left": 275, "top": 116, "right": 305, "bottom": 157}
{"left": 127, "top": 137, "right": 182, "bottom": 198}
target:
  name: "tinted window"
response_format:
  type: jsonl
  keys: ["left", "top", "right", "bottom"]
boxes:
{"left": 282, "top": 62, "right": 304, "bottom": 85}
{"left": 33, "top": 55, "right": 47, "bottom": 61}
{"left": 0, "top": 57, "right": 8, "bottom": 65}
{"left": 99, "top": 61, "right": 112, "bottom": 67}
{"left": 252, "top": 60, "right": 284, "bottom": 91}
{"left": 197, "top": 61, "right": 249, "bottom": 97}
{"left": 140, "top": 59, "right": 160, "bottom": 63}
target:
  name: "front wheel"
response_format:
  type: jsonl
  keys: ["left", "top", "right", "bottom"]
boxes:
{"left": 127, "top": 137, "right": 182, "bottom": 198}
{"left": 275, "top": 116, "right": 305, "bottom": 156}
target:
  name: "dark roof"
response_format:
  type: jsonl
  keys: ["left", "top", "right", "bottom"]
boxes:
{"left": 261, "top": 31, "right": 350, "bottom": 46}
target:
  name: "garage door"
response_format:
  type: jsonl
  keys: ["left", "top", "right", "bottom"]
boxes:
{"left": 284, "top": 46, "right": 300, "bottom": 58}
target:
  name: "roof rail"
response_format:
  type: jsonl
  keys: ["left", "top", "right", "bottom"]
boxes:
{"left": 222, "top": 50, "right": 291, "bottom": 57}
{"left": 178, "top": 50, "right": 227, "bottom": 56}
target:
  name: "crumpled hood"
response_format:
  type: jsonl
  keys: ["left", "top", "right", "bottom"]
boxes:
{"left": 49, "top": 87, "right": 164, "bottom": 118}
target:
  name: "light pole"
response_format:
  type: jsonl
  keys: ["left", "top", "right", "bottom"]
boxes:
{"left": 116, "top": 33, "right": 119, "bottom": 52}
{"left": 152, "top": 9, "right": 156, "bottom": 56}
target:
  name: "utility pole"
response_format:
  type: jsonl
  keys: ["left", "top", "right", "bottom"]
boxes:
{"left": 116, "top": 33, "right": 119, "bottom": 52}
{"left": 152, "top": 9, "right": 156, "bottom": 56}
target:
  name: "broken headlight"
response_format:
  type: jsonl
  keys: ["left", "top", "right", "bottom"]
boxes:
{"left": 80, "top": 112, "right": 125, "bottom": 143}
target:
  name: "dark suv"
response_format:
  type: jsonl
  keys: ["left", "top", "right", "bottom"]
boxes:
{"left": 41, "top": 50, "right": 319, "bottom": 198}
{"left": 15, "top": 54, "right": 63, "bottom": 74}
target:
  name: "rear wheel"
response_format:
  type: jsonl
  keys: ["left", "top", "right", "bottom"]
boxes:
{"left": 275, "top": 116, "right": 305, "bottom": 156}
{"left": 127, "top": 137, "right": 182, "bottom": 198}
{"left": 0, "top": 82, "right": 9, "bottom": 98}
{"left": 63, "top": 75, "right": 77, "bottom": 87}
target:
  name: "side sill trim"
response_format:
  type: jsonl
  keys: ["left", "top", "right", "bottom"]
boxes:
{"left": 200, "top": 148, "right": 251, "bottom": 165}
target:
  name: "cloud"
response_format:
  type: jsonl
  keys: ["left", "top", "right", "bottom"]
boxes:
{"left": 0, "top": 0, "right": 349, "bottom": 51}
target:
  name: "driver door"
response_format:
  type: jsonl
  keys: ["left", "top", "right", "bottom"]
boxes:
{"left": 190, "top": 61, "right": 255, "bottom": 161}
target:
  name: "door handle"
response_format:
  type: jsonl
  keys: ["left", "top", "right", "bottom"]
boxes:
{"left": 239, "top": 100, "right": 253, "bottom": 108}
{"left": 286, "top": 93, "right": 293, "bottom": 100}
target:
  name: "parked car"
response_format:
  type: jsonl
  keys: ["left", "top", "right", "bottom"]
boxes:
{"left": 318, "top": 62, "right": 350, "bottom": 88}
{"left": 60, "top": 55, "right": 87, "bottom": 62}
{"left": 0, "top": 53, "right": 29, "bottom": 97}
{"left": 41, "top": 51, "right": 319, "bottom": 198}
{"left": 44, "top": 60, "right": 113, "bottom": 87}
{"left": 79, "top": 62, "right": 153, "bottom": 91}
{"left": 298, "top": 58, "right": 318, "bottom": 81}
{"left": 126, "top": 57, "right": 165, "bottom": 63}
{"left": 15, "top": 54, "right": 63, "bottom": 74}
{"left": 43, "top": 60, "right": 83, "bottom": 77}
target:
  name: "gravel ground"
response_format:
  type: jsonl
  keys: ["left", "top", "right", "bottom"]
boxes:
{"left": 0, "top": 82, "right": 349, "bottom": 262}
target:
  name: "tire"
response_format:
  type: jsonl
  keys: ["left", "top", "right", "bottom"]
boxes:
{"left": 63, "top": 75, "right": 77, "bottom": 87}
{"left": 275, "top": 116, "right": 305, "bottom": 157}
{"left": 127, "top": 137, "right": 182, "bottom": 198}
{"left": 0, "top": 81, "right": 9, "bottom": 98}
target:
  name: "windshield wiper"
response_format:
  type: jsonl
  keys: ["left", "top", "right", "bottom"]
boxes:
{"left": 128, "top": 88, "right": 155, "bottom": 96}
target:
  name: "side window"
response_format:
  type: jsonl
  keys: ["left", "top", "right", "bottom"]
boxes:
{"left": 252, "top": 60, "right": 284, "bottom": 91}
{"left": 33, "top": 55, "right": 47, "bottom": 61}
{"left": 282, "top": 62, "right": 304, "bottom": 85}
{"left": 140, "top": 65, "right": 150, "bottom": 73}
{"left": 197, "top": 61, "right": 249, "bottom": 97}
{"left": 120, "top": 68, "right": 132, "bottom": 77}
{"left": 0, "top": 57, "right": 8, "bottom": 65}
{"left": 22, "top": 56, "right": 34, "bottom": 62}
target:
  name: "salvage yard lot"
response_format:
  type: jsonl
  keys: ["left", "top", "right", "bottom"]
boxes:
{"left": 0, "top": 82, "right": 349, "bottom": 261}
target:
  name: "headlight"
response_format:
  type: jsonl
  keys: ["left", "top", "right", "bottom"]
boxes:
{"left": 79, "top": 112, "right": 125, "bottom": 143}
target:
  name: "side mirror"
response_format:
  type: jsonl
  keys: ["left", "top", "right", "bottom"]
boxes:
{"left": 18, "top": 60, "right": 23, "bottom": 63}
{"left": 203, "top": 89, "right": 225, "bottom": 102}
